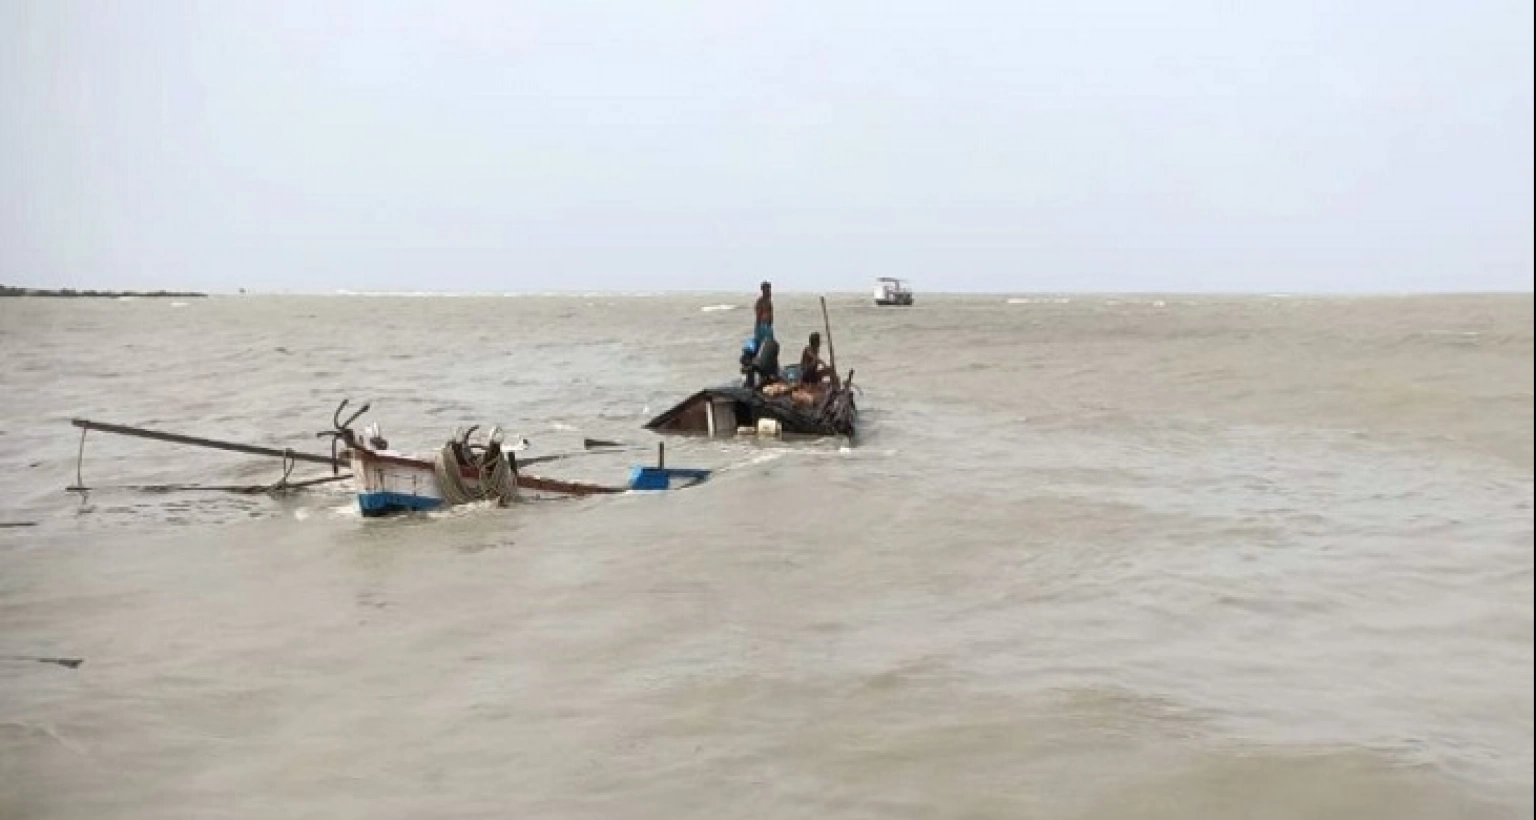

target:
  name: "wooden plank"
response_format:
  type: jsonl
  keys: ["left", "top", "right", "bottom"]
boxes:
{"left": 517, "top": 475, "right": 627, "bottom": 496}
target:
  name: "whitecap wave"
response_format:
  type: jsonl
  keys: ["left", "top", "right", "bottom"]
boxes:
{"left": 1006, "top": 297, "right": 1072, "bottom": 305}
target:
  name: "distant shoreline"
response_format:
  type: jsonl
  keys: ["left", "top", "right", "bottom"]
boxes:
{"left": 0, "top": 285, "right": 208, "bottom": 298}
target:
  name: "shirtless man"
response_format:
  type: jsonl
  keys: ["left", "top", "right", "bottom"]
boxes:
{"left": 753, "top": 281, "right": 774, "bottom": 345}
{"left": 799, "top": 332, "right": 829, "bottom": 384}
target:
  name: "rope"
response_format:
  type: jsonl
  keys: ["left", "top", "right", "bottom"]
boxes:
{"left": 433, "top": 443, "right": 517, "bottom": 507}
{"left": 433, "top": 444, "right": 476, "bottom": 505}
{"left": 265, "top": 450, "right": 297, "bottom": 495}
{"left": 73, "top": 427, "right": 88, "bottom": 495}
{"left": 479, "top": 450, "right": 517, "bottom": 504}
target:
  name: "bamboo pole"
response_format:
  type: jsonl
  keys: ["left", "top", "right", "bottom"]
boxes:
{"left": 70, "top": 419, "right": 341, "bottom": 467}
{"left": 2, "top": 655, "right": 82, "bottom": 669}
{"left": 820, "top": 296, "right": 839, "bottom": 387}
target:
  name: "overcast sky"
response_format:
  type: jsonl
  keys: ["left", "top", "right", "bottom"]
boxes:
{"left": 2, "top": 0, "right": 1532, "bottom": 293}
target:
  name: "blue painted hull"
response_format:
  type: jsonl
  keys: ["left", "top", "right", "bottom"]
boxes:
{"left": 357, "top": 491, "right": 444, "bottom": 518}
{"left": 628, "top": 466, "right": 712, "bottom": 491}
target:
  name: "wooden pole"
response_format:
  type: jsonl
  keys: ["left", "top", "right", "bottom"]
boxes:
{"left": 819, "top": 296, "right": 839, "bottom": 387}
{"left": 2, "top": 655, "right": 83, "bottom": 669}
{"left": 69, "top": 419, "right": 341, "bottom": 468}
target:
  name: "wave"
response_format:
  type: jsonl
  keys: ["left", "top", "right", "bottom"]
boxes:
{"left": 325, "top": 290, "right": 674, "bottom": 299}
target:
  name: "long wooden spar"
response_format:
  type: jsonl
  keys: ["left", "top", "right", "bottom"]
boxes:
{"left": 70, "top": 418, "right": 343, "bottom": 468}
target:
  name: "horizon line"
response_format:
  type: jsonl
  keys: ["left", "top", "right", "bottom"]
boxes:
{"left": 4, "top": 283, "right": 1532, "bottom": 298}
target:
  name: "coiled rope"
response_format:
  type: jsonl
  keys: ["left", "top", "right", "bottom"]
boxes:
{"left": 433, "top": 443, "right": 517, "bottom": 506}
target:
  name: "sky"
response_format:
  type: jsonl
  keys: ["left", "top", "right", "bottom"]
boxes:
{"left": 1, "top": 0, "right": 1532, "bottom": 293}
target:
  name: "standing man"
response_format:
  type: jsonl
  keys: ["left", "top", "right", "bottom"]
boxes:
{"left": 753, "top": 281, "right": 774, "bottom": 346}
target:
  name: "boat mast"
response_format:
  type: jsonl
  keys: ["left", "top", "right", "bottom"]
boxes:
{"left": 820, "top": 296, "right": 840, "bottom": 386}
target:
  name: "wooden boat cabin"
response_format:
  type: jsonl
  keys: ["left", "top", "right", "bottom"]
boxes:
{"left": 644, "top": 375, "right": 857, "bottom": 440}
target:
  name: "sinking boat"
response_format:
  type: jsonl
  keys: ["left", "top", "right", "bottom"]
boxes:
{"left": 644, "top": 380, "right": 856, "bottom": 440}
{"left": 339, "top": 415, "right": 704, "bottom": 516}
{"left": 644, "top": 296, "right": 859, "bottom": 441}
{"left": 338, "top": 420, "right": 533, "bottom": 516}
{"left": 69, "top": 400, "right": 710, "bottom": 518}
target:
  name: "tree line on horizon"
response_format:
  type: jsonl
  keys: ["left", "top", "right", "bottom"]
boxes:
{"left": 0, "top": 285, "right": 208, "bottom": 298}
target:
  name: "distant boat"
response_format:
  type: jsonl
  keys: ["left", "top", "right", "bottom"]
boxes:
{"left": 873, "top": 277, "right": 914, "bottom": 306}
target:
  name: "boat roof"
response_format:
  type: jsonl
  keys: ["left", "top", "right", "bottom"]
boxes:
{"left": 876, "top": 277, "right": 908, "bottom": 283}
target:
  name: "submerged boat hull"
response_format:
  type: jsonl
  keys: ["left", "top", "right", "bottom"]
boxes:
{"left": 643, "top": 384, "right": 857, "bottom": 440}
{"left": 348, "top": 443, "right": 704, "bottom": 516}
{"left": 357, "top": 490, "right": 443, "bottom": 516}
{"left": 65, "top": 399, "right": 711, "bottom": 522}
{"left": 350, "top": 447, "right": 494, "bottom": 517}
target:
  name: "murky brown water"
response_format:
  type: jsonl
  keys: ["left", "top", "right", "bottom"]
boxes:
{"left": 1, "top": 293, "right": 1531, "bottom": 818}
